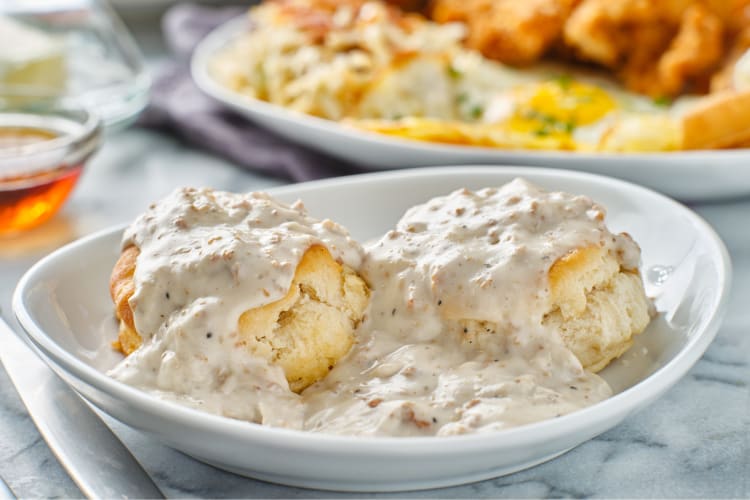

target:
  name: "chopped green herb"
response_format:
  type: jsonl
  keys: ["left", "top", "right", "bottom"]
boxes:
{"left": 653, "top": 95, "right": 672, "bottom": 107}
{"left": 523, "top": 109, "right": 577, "bottom": 134}
{"left": 447, "top": 65, "right": 462, "bottom": 79}
{"left": 555, "top": 74, "right": 572, "bottom": 89}
{"left": 534, "top": 126, "right": 550, "bottom": 137}
{"left": 470, "top": 105, "right": 483, "bottom": 119}
{"left": 523, "top": 110, "right": 549, "bottom": 122}
{"left": 526, "top": 110, "right": 561, "bottom": 125}
{"left": 456, "top": 92, "right": 469, "bottom": 104}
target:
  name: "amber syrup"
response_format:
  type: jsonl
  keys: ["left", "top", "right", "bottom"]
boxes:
{"left": 0, "top": 123, "right": 84, "bottom": 235}
{"left": 0, "top": 164, "right": 83, "bottom": 234}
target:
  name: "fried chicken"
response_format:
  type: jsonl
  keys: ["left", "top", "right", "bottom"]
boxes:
{"left": 712, "top": 27, "right": 750, "bottom": 90}
{"left": 421, "top": 0, "right": 750, "bottom": 97}
{"left": 563, "top": 0, "right": 724, "bottom": 96}
{"left": 709, "top": 0, "right": 750, "bottom": 91}
{"left": 430, "top": 0, "right": 580, "bottom": 66}
{"left": 385, "top": 0, "right": 430, "bottom": 11}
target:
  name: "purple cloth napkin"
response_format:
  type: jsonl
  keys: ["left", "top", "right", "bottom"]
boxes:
{"left": 138, "top": 4, "right": 366, "bottom": 181}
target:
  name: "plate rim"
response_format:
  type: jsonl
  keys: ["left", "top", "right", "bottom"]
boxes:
{"left": 12, "top": 166, "right": 732, "bottom": 455}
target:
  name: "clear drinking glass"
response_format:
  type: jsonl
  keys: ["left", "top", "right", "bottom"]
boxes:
{"left": 0, "top": 0, "right": 151, "bottom": 130}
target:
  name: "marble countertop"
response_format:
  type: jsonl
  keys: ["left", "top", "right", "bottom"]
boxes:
{"left": 1, "top": 10, "right": 748, "bottom": 499}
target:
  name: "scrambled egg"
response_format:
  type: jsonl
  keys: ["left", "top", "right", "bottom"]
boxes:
{"left": 211, "top": 0, "right": 685, "bottom": 152}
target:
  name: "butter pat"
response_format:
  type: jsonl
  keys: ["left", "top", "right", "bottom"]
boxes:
{"left": 0, "top": 16, "right": 66, "bottom": 93}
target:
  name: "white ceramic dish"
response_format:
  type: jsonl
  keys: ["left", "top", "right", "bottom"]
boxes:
{"left": 192, "top": 17, "right": 750, "bottom": 202}
{"left": 14, "top": 167, "right": 730, "bottom": 492}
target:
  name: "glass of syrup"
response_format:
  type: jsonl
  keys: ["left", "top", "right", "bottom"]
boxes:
{"left": 0, "top": 90, "right": 101, "bottom": 235}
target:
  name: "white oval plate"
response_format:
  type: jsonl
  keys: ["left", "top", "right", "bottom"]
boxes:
{"left": 14, "top": 167, "right": 730, "bottom": 492}
{"left": 192, "top": 17, "right": 750, "bottom": 201}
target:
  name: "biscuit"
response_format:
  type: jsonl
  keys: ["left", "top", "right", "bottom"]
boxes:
{"left": 543, "top": 244, "right": 652, "bottom": 372}
{"left": 239, "top": 245, "right": 370, "bottom": 392}
{"left": 459, "top": 244, "right": 651, "bottom": 372}
{"left": 110, "top": 244, "right": 370, "bottom": 393}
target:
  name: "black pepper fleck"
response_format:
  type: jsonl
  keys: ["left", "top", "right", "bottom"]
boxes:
{"left": 437, "top": 300, "right": 442, "bottom": 306}
{"left": 206, "top": 332, "right": 213, "bottom": 339}
{"left": 432, "top": 417, "right": 437, "bottom": 423}
{"left": 165, "top": 292, "right": 170, "bottom": 300}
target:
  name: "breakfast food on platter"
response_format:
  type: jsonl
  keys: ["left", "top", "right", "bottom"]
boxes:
{"left": 108, "top": 188, "right": 369, "bottom": 422}
{"left": 108, "top": 180, "right": 654, "bottom": 436}
{"left": 209, "top": 0, "right": 750, "bottom": 151}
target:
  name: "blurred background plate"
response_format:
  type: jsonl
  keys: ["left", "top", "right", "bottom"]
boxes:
{"left": 192, "top": 17, "right": 750, "bottom": 202}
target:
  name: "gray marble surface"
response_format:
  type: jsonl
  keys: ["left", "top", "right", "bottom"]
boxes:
{"left": 1, "top": 8, "right": 749, "bottom": 499}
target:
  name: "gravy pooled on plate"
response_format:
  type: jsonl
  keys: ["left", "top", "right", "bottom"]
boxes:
{"left": 109, "top": 179, "right": 652, "bottom": 436}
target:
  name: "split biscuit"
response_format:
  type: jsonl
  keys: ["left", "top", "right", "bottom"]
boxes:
{"left": 110, "top": 244, "right": 370, "bottom": 393}
{"left": 459, "top": 244, "right": 652, "bottom": 372}
{"left": 543, "top": 244, "right": 652, "bottom": 372}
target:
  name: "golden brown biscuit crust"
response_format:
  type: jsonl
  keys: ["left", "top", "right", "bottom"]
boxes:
{"left": 544, "top": 245, "right": 651, "bottom": 372}
{"left": 110, "top": 245, "right": 141, "bottom": 355}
